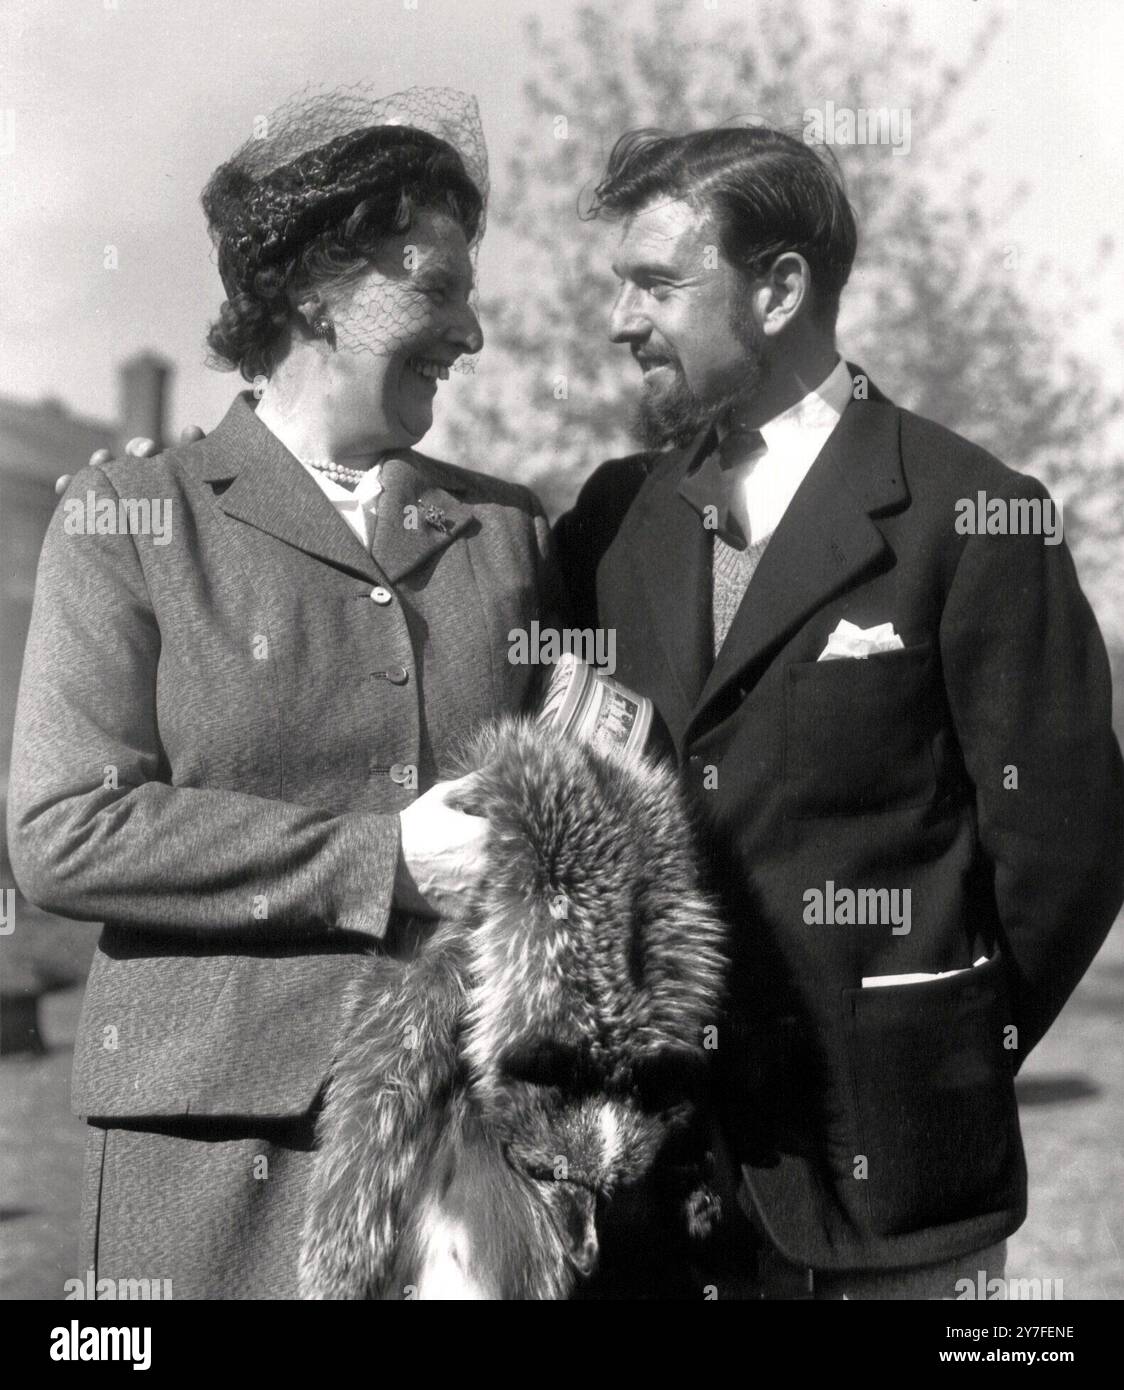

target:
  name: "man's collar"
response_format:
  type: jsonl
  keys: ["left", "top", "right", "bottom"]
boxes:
{"left": 675, "top": 357, "right": 856, "bottom": 548}
{"left": 680, "top": 355, "right": 851, "bottom": 478}
{"left": 758, "top": 355, "right": 852, "bottom": 450}
{"left": 715, "top": 355, "right": 852, "bottom": 449}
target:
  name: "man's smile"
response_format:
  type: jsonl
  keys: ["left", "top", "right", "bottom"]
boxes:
{"left": 635, "top": 353, "right": 678, "bottom": 377}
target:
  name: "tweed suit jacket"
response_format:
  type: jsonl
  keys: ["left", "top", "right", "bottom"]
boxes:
{"left": 8, "top": 393, "right": 554, "bottom": 1122}
{"left": 554, "top": 369, "right": 1124, "bottom": 1271}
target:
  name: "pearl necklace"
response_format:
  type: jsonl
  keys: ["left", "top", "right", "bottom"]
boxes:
{"left": 304, "top": 458, "right": 376, "bottom": 486}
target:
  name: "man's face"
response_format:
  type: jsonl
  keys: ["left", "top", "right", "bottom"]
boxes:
{"left": 608, "top": 198, "right": 767, "bottom": 448}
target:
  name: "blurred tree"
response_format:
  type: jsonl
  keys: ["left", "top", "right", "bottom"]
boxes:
{"left": 441, "top": 0, "right": 1123, "bottom": 668}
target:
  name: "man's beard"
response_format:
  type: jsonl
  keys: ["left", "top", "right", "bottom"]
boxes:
{"left": 631, "top": 309, "right": 769, "bottom": 450}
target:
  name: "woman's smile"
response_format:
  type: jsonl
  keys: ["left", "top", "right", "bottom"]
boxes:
{"left": 406, "top": 356, "right": 453, "bottom": 382}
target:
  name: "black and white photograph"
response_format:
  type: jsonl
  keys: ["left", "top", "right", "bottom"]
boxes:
{"left": 1, "top": 0, "right": 1121, "bottom": 1351}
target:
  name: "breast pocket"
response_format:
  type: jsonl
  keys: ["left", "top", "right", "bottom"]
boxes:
{"left": 784, "top": 641, "right": 939, "bottom": 818}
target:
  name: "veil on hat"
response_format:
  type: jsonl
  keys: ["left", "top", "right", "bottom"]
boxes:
{"left": 204, "top": 83, "right": 489, "bottom": 367}
{"left": 227, "top": 82, "right": 488, "bottom": 231}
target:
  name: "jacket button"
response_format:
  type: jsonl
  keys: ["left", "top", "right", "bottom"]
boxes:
{"left": 389, "top": 764, "right": 412, "bottom": 785}
{"left": 370, "top": 586, "right": 393, "bottom": 605}
{"left": 384, "top": 665, "right": 409, "bottom": 685}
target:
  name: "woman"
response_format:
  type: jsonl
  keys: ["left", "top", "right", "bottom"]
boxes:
{"left": 7, "top": 87, "right": 557, "bottom": 1298}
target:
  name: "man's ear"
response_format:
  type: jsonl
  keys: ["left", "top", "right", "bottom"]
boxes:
{"left": 760, "top": 251, "right": 813, "bottom": 337}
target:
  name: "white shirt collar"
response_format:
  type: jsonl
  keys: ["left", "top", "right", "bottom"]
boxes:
{"left": 722, "top": 357, "right": 853, "bottom": 545}
{"left": 303, "top": 462, "right": 385, "bottom": 504}
{"left": 758, "top": 356, "right": 853, "bottom": 454}
{"left": 299, "top": 460, "right": 384, "bottom": 549}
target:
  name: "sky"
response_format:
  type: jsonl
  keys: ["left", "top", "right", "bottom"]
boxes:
{"left": 0, "top": 0, "right": 1121, "bottom": 442}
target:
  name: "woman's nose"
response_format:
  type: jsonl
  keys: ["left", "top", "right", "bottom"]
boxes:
{"left": 450, "top": 301, "right": 484, "bottom": 356}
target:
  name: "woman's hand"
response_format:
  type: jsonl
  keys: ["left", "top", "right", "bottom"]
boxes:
{"left": 395, "top": 775, "right": 490, "bottom": 920}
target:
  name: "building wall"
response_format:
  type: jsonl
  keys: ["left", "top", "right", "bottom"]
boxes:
{"left": 0, "top": 470, "right": 59, "bottom": 875}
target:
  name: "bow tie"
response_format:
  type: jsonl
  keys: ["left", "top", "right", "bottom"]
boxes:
{"left": 678, "top": 428, "right": 766, "bottom": 549}
{"left": 718, "top": 427, "right": 766, "bottom": 469}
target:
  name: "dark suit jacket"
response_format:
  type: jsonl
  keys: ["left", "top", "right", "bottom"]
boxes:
{"left": 554, "top": 371, "right": 1124, "bottom": 1270}
{"left": 8, "top": 393, "right": 554, "bottom": 1122}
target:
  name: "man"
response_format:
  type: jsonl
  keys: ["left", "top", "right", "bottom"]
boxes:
{"left": 551, "top": 124, "right": 1124, "bottom": 1297}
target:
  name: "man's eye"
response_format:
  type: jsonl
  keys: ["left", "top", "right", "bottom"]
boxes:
{"left": 646, "top": 283, "right": 674, "bottom": 300}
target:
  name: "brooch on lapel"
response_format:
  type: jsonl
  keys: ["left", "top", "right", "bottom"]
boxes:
{"left": 423, "top": 504, "right": 450, "bottom": 534}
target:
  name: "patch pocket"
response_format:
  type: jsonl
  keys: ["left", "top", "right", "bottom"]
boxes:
{"left": 842, "top": 954, "right": 1023, "bottom": 1237}
{"left": 784, "top": 641, "right": 938, "bottom": 818}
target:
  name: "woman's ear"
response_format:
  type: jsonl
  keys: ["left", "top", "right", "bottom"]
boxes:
{"left": 295, "top": 295, "right": 336, "bottom": 351}
{"left": 295, "top": 295, "right": 320, "bottom": 330}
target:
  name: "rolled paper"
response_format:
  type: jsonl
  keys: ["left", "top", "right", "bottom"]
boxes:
{"left": 536, "top": 654, "right": 653, "bottom": 762}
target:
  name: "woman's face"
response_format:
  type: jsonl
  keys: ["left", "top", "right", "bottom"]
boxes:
{"left": 318, "top": 206, "right": 483, "bottom": 453}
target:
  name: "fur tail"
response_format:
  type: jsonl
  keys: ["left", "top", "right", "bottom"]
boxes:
{"left": 298, "top": 924, "right": 468, "bottom": 1299}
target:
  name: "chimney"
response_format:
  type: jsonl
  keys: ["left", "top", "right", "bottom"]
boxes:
{"left": 117, "top": 352, "right": 171, "bottom": 453}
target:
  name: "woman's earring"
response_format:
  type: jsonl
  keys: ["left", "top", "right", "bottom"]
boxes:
{"left": 312, "top": 316, "right": 337, "bottom": 351}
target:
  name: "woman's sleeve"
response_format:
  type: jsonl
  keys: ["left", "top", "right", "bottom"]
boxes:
{"left": 530, "top": 492, "right": 573, "bottom": 630}
{"left": 6, "top": 466, "right": 400, "bottom": 940}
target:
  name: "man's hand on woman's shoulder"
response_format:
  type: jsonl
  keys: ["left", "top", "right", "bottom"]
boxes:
{"left": 57, "top": 424, "right": 207, "bottom": 495}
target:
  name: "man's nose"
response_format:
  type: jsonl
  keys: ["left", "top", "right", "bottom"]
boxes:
{"left": 608, "top": 283, "right": 647, "bottom": 344}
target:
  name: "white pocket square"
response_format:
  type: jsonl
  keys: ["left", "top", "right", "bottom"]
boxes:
{"left": 818, "top": 619, "right": 905, "bottom": 662}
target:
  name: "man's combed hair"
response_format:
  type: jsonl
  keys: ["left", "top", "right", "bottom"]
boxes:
{"left": 587, "top": 125, "right": 858, "bottom": 326}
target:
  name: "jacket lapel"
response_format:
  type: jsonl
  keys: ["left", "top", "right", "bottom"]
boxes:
{"left": 198, "top": 395, "right": 383, "bottom": 582}
{"left": 195, "top": 395, "right": 472, "bottom": 586}
{"left": 687, "top": 382, "right": 907, "bottom": 737}
{"left": 369, "top": 453, "right": 474, "bottom": 584}
{"left": 627, "top": 428, "right": 717, "bottom": 718}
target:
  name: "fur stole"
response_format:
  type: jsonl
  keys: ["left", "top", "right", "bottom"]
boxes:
{"left": 299, "top": 717, "right": 727, "bottom": 1299}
